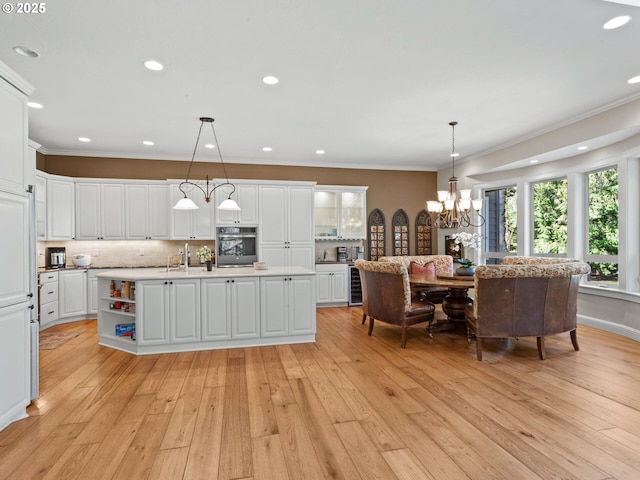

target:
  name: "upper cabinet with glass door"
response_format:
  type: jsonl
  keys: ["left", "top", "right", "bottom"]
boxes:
{"left": 314, "top": 186, "right": 368, "bottom": 239}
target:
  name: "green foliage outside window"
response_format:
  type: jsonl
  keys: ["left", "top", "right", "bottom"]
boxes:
{"left": 588, "top": 168, "right": 618, "bottom": 282}
{"left": 533, "top": 179, "right": 567, "bottom": 254}
{"left": 503, "top": 187, "right": 517, "bottom": 252}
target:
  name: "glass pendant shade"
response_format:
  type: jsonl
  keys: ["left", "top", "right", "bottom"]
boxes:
{"left": 174, "top": 196, "right": 199, "bottom": 210}
{"left": 217, "top": 197, "right": 241, "bottom": 211}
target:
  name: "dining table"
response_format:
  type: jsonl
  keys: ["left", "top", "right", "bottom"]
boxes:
{"left": 409, "top": 273, "right": 475, "bottom": 321}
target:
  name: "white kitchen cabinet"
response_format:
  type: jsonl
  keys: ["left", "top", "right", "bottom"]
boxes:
{"left": 59, "top": 269, "right": 88, "bottom": 319}
{"left": 201, "top": 276, "right": 260, "bottom": 340}
{"left": 39, "top": 271, "right": 59, "bottom": 328}
{"left": 214, "top": 181, "right": 258, "bottom": 225}
{"left": 87, "top": 269, "right": 110, "bottom": 316}
{"left": 0, "top": 73, "right": 29, "bottom": 196}
{"left": 137, "top": 279, "right": 200, "bottom": 345}
{"left": 35, "top": 174, "right": 46, "bottom": 240}
{"left": 125, "top": 183, "right": 170, "bottom": 239}
{"left": 315, "top": 263, "right": 348, "bottom": 305}
{"left": 0, "top": 191, "right": 29, "bottom": 310}
{"left": 169, "top": 183, "right": 215, "bottom": 239}
{"left": 260, "top": 275, "right": 315, "bottom": 337}
{"left": 46, "top": 177, "right": 75, "bottom": 241}
{"left": 314, "top": 186, "right": 368, "bottom": 239}
{"left": 259, "top": 183, "right": 315, "bottom": 269}
{"left": 75, "top": 182, "right": 125, "bottom": 240}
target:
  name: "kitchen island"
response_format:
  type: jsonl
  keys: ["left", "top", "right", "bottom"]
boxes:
{"left": 96, "top": 266, "right": 316, "bottom": 355}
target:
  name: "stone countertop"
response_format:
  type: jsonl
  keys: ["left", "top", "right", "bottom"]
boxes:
{"left": 96, "top": 266, "right": 316, "bottom": 281}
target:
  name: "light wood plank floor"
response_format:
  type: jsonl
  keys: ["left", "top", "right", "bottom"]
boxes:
{"left": 2, "top": 306, "right": 640, "bottom": 479}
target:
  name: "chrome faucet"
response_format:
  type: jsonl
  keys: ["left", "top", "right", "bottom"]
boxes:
{"left": 184, "top": 243, "right": 189, "bottom": 273}
{"left": 323, "top": 249, "right": 328, "bottom": 261}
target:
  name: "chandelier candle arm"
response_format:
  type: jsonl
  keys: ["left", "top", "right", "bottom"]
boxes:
{"left": 425, "top": 121, "right": 485, "bottom": 229}
{"left": 173, "top": 117, "right": 242, "bottom": 211}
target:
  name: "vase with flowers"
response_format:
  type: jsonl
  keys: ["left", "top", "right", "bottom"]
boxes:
{"left": 196, "top": 246, "right": 213, "bottom": 271}
{"left": 451, "top": 232, "right": 482, "bottom": 276}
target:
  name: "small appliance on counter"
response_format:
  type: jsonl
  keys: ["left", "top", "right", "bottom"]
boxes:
{"left": 46, "top": 247, "right": 66, "bottom": 268}
{"left": 351, "top": 246, "right": 364, "bottom": 260}
{"left": 337, "top": 246, "right": 348, "bottom": 262}
{"left": 72, "top": 254, "right": 92, "bottom": 268}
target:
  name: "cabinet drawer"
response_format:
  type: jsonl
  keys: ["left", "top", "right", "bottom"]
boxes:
{"left": 40, "top": 271, "right": 59, "bottom": 284}
{"left": 40, "top": 281, "right": 59, "bottom": 302}
{"left": 40, "top": 301, "right": 59, "bottom": 325}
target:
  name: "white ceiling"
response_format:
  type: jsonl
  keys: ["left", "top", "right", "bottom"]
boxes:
{"left": 2, "top": 0, "right": 640, "bottom": 172}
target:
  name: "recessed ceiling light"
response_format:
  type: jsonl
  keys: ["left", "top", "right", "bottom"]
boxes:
{"left": 144, "top": 60, "right": 163, "bottom": 71}
{"left": 628, "top": 75, "right": 640, "bottom": 84}
{"left": 204, "top": 143, "right": 215, "bottom": 149}
{"left": 27, "top": 101, "right": 43, "bottom": 109}
{"left": 262, "top": 147, "right": 272, "bottom": 152}
{"left": 530, "top": 159, "right": 539, "bottom": 164}
{"left": 13, "top": 46, "right": 39, "bottom": 58}
{"left": 143, "top": 140, "right": 154, "bottom": 146}
{"left": 316, "top": 150, "right": 325, "bottom": 155}
{"left": 262, "top": 76, "right": 279, "bottom": 85}
{"left": 578, "top": 145, "right": 588, "bottom": 150}
{"left": 603, "top": 15, "right": 631, "bottom": 29}
{"left": 450, "top": 153, "right": 460, "bottom": 158}
{"left": 78, "top": 137, "right": 91, "bottom": 143}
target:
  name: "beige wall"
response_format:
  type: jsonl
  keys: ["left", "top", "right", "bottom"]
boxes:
{"left": 40, "top": 154, "right": 438, "bottom": 255}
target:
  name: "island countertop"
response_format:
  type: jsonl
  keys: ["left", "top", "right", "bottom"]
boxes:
{"left": 96, "top": 265, "right": 315, "bottom": 281}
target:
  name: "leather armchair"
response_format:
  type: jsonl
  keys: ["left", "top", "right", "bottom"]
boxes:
{"left": 378, "top": 255, "right": 454, "bottom": 304}
{"left": 465, "top": 257, "right": 590, "bottom": 360}
{"left": 355, "top": 259, "right": 435, "bottom": 348}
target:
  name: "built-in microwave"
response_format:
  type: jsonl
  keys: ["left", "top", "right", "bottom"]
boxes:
{"left": 216, "top": 226, "right": 258, "bottom": 267}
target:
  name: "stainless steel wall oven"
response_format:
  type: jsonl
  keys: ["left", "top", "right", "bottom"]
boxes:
{"left": 216, "top": 226, "right": 258, "bottom": 267}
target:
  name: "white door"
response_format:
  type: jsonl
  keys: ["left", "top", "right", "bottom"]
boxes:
{"left": 137, "top": 281, "right": 169, "bottom": 345}
{"left": 316, "top": 272, "right": 332, "bottom": 303}
{"left": 124, "top": 184, "right": 149, "bottom": 239}
{"left": 201, "top": 278, "right": 231, "bottom": 341}
{"left": 46, "top": 179, "right": 75, "bottom": 240}
{"left": 331, "top": 270, "right": 348, "bottom": 303}
{"left": 289, "top": 276, "right": 315, "bottom": 335}
{"left": 259, "top": 185, "right": 287, "bottom": 244}
{"left": 100, "top": 184, "right": 125, "bottom": 240}
{"left": 59, "top": 270, "right": 87, "bottom": 318}
{"left": 148, "top": 185, "right": 170, "bottom": 239}
{"left": 260, "top": 276, "right": 288, "bottom": 337}
{"left": 231, "top": 277, "right": 260, "bottom": 338}
{"left": 259, "top": 245, "right": 287, "bottom": 269}
{"left": 0, "top": 192, "right": 29, "bottom": 309}
{"left": 0, "top": 79, "right": 27, "bottom": 195}
{"left": 288, "top": 186, "right": 314, "bottom": 244}
{"left": 75, "top": 183, "right": 101, "bottom": 240}
{"left": 169, "top": 279, "right": 200, "bottom": 343}
{"left": 288, "top": 244, "right": 315, "bottom": 270}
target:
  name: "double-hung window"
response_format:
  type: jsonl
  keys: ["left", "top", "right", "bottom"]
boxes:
{"left": 532, "top": 178, "right": 567, "bottom": 255}
{"left": 483, "top": 186, "right": 517, "bottom": 264}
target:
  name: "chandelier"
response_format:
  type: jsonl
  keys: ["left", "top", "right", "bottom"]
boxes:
{"left": 173, "top": 117, "right": 241, "bottom": 211}
{"left": 426, "top": 121, "right": 485, "bottom": 228}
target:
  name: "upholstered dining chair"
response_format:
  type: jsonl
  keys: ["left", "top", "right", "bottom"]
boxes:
{"left": 465, "top": 257, "right": 590, "bottom": 360}
{"left": 355, "top": 259, "right": 435, "bottom": 348}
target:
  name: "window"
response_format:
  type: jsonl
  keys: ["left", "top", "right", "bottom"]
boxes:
{"left": 532, "top": 178, "right": 567, "bottom": 254}
{"left": 484, "top": 186, "right": 517, "bottom": 264}
{"left": 586, "top": 167, "right": 618, "bottom": 283}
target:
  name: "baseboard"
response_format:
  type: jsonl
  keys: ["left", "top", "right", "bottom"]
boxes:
{"left": 578, "top": 314, "right": 640, "bottom": 342}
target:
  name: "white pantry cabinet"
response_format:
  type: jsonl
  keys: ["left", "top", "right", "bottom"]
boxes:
{"left": 214, "top": 181, "right": 258, "bottom": 225}
{"left": 0, "top": 71, "right": 29, "bottom": 196}
{"left": 75, "top": 182, "right": 125, "bottom": 240}
{"left": 259, "top": 182, "right": 315, "bottom": 270}
{"left": 260, "top": 275, "right": 315, "bottom": 337}
{"left": 125, "top": 183, "right": 170, "bottom": 239}
{"left": 201, "top": 276, "right": 260, "bottom": 340}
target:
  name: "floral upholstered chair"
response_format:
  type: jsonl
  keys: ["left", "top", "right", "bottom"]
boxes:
{"left": 378, "top": 255, "right": 453, "bottom": 304}
{"left": 355, "top": 259, "right": 435, "bottom": 348}
{"left": 465, "top": 257, "right": 590, "bottom": 360}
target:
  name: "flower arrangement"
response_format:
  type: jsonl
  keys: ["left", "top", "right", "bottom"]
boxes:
{"left": 196, "top": 246, "right": 212, "bottom": 262}
{"left": 451, "top": 232, "right": 482, "bottom": 268}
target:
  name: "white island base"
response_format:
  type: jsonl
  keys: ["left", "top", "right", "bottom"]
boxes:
{"left": 97, "top": 266, "right": 316, "bottom": 355}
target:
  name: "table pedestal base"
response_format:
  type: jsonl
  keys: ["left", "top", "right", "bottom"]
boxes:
{"left": 442, "top": 288, "right": 473, "bottom": 321}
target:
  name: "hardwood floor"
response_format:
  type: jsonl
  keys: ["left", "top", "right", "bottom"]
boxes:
{"left": 2, "top": 307, "right": 640, "bottom": 479}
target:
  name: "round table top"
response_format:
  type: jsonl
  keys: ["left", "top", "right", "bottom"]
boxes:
{"left": 409, "top": 273, "right": 475, "bottom": 288}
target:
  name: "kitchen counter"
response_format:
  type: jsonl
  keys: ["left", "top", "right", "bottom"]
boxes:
{"left": 97, "top": 266, "right": 316, "bottom": 355}
{"left": 96, "top": 265, "right": 315, "bottom": 281}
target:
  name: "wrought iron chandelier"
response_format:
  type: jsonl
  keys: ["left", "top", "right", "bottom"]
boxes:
{"left": 426, "top": 121, "right": 485, "bottom": 228}
{"left": 173, "top": 117, "right": 241, "bottom": 211}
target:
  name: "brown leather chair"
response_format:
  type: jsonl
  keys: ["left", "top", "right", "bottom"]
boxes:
{"left": 465, "top": 258, "right": 590, "bottom": 360}
{"left": 355, "top": 259, "right": 435, "bottom": 348}
{"left": 379, "top": 255, "right": 454, "bottom": 304}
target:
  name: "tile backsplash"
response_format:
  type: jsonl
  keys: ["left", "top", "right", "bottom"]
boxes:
{"left": 38, "top": 240, "right": 215, "bottom": 269}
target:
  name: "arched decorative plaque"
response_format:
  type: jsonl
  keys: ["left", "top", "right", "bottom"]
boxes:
{"left": 367, "top": 208, "right": 386, "bottom": 261}
{"left": 392, "top": 209, "right": 409, "bottom": 256}
{"left": 415, "top": 209, "right": 432, "bottom": 255}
